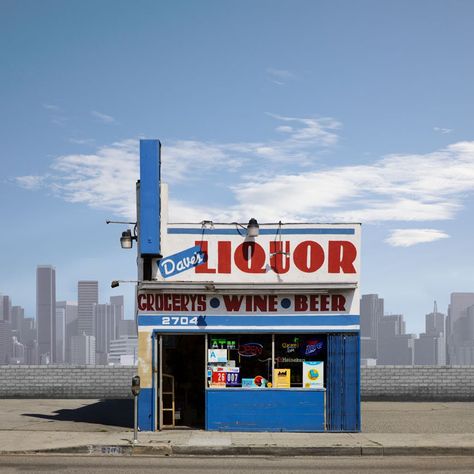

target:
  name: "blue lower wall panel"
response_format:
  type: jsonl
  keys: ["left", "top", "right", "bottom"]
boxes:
{"left": 206, "top": 389, "right": 325, "bottom": 432}
{"left": 138, "top": 388, "right": 154, "bottom": 431}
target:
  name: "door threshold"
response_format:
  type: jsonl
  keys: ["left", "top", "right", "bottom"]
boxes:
{"left": 162, "top": 425, "right": 204, "bottom": 430}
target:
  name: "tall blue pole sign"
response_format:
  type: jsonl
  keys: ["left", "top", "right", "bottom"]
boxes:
{"left": 139, "top": 139, "right": 161, "bottom": 257}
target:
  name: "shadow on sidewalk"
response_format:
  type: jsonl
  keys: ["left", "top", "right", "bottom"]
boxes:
{"left": 23, "top": 399, "right": 133, "bottom": 428}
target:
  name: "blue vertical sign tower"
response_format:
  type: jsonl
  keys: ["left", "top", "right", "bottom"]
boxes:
{"left": 139, "top": 139, "right": 161, "bottom": 258}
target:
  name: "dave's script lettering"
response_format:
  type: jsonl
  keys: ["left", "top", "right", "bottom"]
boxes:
{"left": 158, "top": 245, "right": 206, "bottom": 278}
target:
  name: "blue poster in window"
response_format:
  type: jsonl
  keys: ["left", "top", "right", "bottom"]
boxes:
{"left": 226, "top": 368, "right": 240, "bottom": 387}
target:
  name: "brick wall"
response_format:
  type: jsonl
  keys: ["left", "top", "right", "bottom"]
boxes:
{"left": 361, "top": 366, "right": 474, "bottom": 401}
{"left": 1, "top": 365, "right": 473, "bottom": 400}
{"left": 0, "top": 365, "right": 136, "bottom": 399}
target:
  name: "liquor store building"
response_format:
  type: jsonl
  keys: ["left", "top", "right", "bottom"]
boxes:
{"left": 135, "top": 140, "right": 361, "bottom": 432}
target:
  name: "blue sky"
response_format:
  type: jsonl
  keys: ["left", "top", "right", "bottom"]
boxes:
{"left": 2, "top": 0, "right": 474, "bottom": 332}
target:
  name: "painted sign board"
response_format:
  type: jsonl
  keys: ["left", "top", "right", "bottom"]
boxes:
{"left": 137, "top": 291, "right": 357, "bottom": 315}
{"left": 303, "top": 361, "right": 324, "bottom": 388}
{"left": 158, "top": 245, "right": 206, "bottom": 278}
{"left": 155, "top": 223, "right": 360, "bottom": 284}
{"left": 138, "top": 313, "right": 359, "bottom": 332}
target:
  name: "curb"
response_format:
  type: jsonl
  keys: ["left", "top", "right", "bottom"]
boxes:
{"left": 2, "top": 444, "right": 474, "bottom": 457}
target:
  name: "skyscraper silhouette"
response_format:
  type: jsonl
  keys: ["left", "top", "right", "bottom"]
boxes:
{"left": 36, "top": 265, "right": 56, "bottom": 363}
{"left": 77, "top": 281, "right": 98, "bottom": 337}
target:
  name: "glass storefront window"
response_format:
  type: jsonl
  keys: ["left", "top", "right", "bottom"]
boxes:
{"left": 207, "top": 334, "right": 326, "bottom": 389}
{"left": 274, "top": 335, "right": 326, "bottom": 388}
{"left": 207, "top": 335, "right": 272, "bottom": 388}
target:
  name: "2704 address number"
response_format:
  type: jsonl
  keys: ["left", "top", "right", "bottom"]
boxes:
{"left": 161, "top": 316, "right": 199, "bottom": 326}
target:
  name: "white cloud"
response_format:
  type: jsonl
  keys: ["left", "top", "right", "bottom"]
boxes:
{"left": 434, "top": 127, "right": 453, "bottom": 134}
{"left": 18, "top": 112, "right": 474, "bottom": 247}
{"left": 385, "top": 229, "right": 450, "bottom": 247}
{"left": 91, "top": 110, "right": 116, "bottom": 124}
{"left": 18, "top": 138, "right": 246, "bottom": 220}
{"left": 266, "top": 68, "right": 296, "bottom": 85}
{"left": 42, "top": 103, "right": 68, "bottom": 126}
{"left": 15, "top": 175, "right": 46, "bottom": 190}
{"left": 49, "top": 140, "right": 138, "bottom": 218}
{"left": 43, "top": 103, "right": 60, "bottom": 111}
{"left": 168, "top": 199, "right": 224, "bottom": 223}
{"left": 164, "top": 140, "right": 242, "bottom": 181}
{"left": 14, "top": 114, "right": 340, "bottom": 219}
{"left": 276, "top": 125, "right": 293, "bottom": 134}
{"left": 267, "top": 113, "right": 340, "bottom": 147}
{"left": 334, "top": 199, "right": 459, "bottom": 223}
{"left": 230, "top": 141, "right": 474, "bottom": 223}
{"left": 266, "top": 68, "right": 295, "bottom": 80}
{"left": 69, "top": 138, "right": 95, "bottom": 145}
{"left": 50, "top": 116, "right": 69, "bottom": 126}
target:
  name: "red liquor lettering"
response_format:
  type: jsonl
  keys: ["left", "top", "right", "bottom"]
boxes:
{"left": 194, "top": 240, "right": 357, "bottom": 275}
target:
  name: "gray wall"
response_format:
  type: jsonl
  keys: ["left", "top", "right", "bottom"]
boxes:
{"left": 0, "top": 365, "right": 136, "bottom": 399}
{"left": 361, "top": 366, "right": 474, "bottom": 401}
{"left": 1, "top": 365, "right": 474, "bottom": 400}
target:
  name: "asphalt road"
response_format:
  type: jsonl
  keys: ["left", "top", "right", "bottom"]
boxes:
{"left": 1, "top": 455, "right": 474, "bottom": 473}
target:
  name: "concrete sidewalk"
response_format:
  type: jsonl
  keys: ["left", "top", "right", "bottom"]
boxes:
{"left": 1, "top": 399, "right": 474, "bottom": 456}
{"left": 1, "top": 429, "right": 474, "bottom": 456}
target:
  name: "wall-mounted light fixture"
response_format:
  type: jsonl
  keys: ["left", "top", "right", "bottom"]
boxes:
{"left": 106, "top": 220, "right": 138, "bottom": 249}
{"left": 120, "top": 229, "right": 137, "bottom": 249}
{"left": 111, "top": 279, "right": 139, "bottom": 288}
{"left": 232, "top": 218, "right": 260, "bottom": 237}
{"left": 246, "top": 218, "right": 259, "bottom": 238}
{"left": 201, "top": 220, "right": 214, "bottom": 229}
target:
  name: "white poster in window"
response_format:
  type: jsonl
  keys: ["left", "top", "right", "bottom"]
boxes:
{"left": 208, "top": 349, "right": 227, "bottom": 363}
{"left": 303, "top": 361, "right": 324, "bottom": 388}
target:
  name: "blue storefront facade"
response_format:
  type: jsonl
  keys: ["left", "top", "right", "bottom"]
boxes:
{"left": 135, "top": 140, "right": 361, "bottom": 432}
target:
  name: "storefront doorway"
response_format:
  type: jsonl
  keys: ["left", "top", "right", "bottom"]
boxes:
{"left": 160, "top": 334, "right": 205, "bottom": 428}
